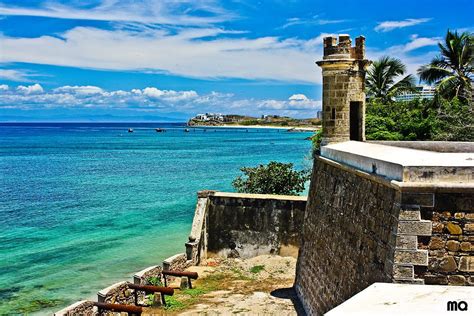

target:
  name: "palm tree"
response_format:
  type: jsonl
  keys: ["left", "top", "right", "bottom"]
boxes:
{"left": 366, "top": 56, "right": 416, "bottom": 103}
{"left": 418, "top": 30, "right": 473, "bottom": 102}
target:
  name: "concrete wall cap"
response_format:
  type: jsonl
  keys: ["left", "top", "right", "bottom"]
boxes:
{"left": 97, "top": 281, "right": 128, "bottom": 297}
{"left": 54, "top": 300, "right": 92, "bottom": 316}
{"left": 134, "top": 265, "right": 160, "bottom": 279}
{"left": 212, "top": 191, "right": 307, "bottom": 201}
{"left": 163, "top": 253, "right": 186, "bottom": 265}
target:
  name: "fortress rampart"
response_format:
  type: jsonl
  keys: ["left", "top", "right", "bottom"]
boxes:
{"left": 294, "top": 34, "right": 473, "bottom": 315}
{"left": 56, "top": 34, "right": 473, "bottom": 316}
{"left": 295, "top": 151, "right": 474, "bottom": 315}
{"left": 55, "top": 192, "right": 306, "bottom": 315}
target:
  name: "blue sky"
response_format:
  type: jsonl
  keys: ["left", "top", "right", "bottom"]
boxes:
{"left": 0, "top": 0, "right": 473, "bottom": 121}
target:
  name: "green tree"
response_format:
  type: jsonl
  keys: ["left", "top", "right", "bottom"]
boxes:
{"left": 365, "top": 99, "right": 439, "bottom": 141}
{"left": 433, "top": 97, "right": 474, "bottom": 141}
{"left": 232, "top": 161, "right": 309, "bottom": 196}
{"left": 418, "top": 30, "right": 474, "bottom": 102}
{"left": 366, "top": 56, "right": 416, "bottom": 103}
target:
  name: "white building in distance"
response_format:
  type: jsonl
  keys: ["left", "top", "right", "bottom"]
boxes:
{"left": 395, "top": 85, "right": 435, "bottom": 102}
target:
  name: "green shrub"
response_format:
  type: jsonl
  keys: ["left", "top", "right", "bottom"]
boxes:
{"left": 232, "top": 161, "right": 309, "bottom": 195}
{"left": 310, "top": 129, "right": 323, "bottom": 155}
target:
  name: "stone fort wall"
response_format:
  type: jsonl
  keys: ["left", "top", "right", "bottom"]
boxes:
{"left": 205, "top": 192, "right": 306, "bottom": 258}
{"left": 295, "top": 157, "right": 400, "bottom": 315}
{"left": 295, "top": 155, "right": 474, "bottom": 315}
{"left": 415, "top": 191, "right": 474, "bottom": 285}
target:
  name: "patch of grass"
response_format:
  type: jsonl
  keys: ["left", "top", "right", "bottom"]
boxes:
{"left": 165, "top": 296, "right": 188, "bottom": 311}
{"left": 181, "top": 288, "right": 208, "bottom": 298}
{"left": 249, "top": 265, "right": 265, "bottom": 274}
{"left": 164, "top": 273, "right": 230, "bottom": 311}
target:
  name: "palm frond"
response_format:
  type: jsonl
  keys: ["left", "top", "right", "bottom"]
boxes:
{"left": 418, "top": 64, "right": 452, "bottom": 83}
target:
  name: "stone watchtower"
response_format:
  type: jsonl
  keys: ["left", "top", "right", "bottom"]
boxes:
{"left": 317, "top": 35, "right": 371, "bottom": 145}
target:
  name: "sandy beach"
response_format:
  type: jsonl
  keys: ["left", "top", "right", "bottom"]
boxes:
{"left": 191, "top": 124, "right": 319, "bottom": 131}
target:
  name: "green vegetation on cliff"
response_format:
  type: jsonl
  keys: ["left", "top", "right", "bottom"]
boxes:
{"left": 188, "top": 114, "right": 321, "bottom": 128}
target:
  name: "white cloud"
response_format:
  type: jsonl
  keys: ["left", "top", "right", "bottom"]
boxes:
{"left": 257, "top": 94, "right": 320, "bottom": 111}
{"left": 142, "top": 87, "right": 165, "bottom": 98}
{"left": 0, "top": 0, "right": 232, "bottom": 26}
{"left": 401, "top": 36, "right": 440, "bottom": 52}
{"left": 0, "top": 26, "right": 323, "bottom": 84}
{"left": 289, "top": 94, "right": 309, "bottom": 101}
{"left": 16, "top": 83, "right": 44, "bottom": 95}
{"left": 367, "top": 36, "right": 440, "bottom": 78}
{"left": 381, "top": 35, "right": 440, "bottom": 57}
{"left": 54, "top": 85, "right": 104, "bottom": 95}
{"left": 0, "top": 83, "right": 321, "bottom": 118}
{"left": 0, "top": 84, "right": 9, "bottom": 90}
{"left": 0, "top": 69, "right": 32, "bottom": 81}
{"left": 281, "top": 17, "right": 347, "bottom": 29}
{"left": 375, "top": 18, "right": 431, "bottom": 32}
{"left": 142, "top": 87, "right": 198, "bottom": 101}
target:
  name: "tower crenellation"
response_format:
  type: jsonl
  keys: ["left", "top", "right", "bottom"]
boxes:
{"left": 317, "top": 34, "right": 371, "bottom": 145}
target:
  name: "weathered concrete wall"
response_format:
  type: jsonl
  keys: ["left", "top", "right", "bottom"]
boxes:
{"left": 295, "top": 156, "right": 400, "bottom": 315}
{"left": 205, "top": 192, "right": 307, "bottom": 258}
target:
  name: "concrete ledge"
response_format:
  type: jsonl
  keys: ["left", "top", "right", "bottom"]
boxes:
{"left": 392, "top": 181, "right": 474, "bottom": 193}
{"left": 321, "top": 141, "right": 473, "bottom": 183}
{"left": 370, "top": 141, "right": 474, "bottom": 153}
{"left": 97, "top": 281, "right": 128, "bottom": 302}
{"left": 212, "top": 191, "right": 308, "bottom": 201}
{"left": 326, "top": 282, "right": 474, "bottom": 315}
{"left": 133, "top": 265, "right": 162, "bottom": 285}
{"left": 163, "top": 253, "right": 187, "bottom": 272}
{"left": 316, "top": 155, "right": 397, "bottom": 189}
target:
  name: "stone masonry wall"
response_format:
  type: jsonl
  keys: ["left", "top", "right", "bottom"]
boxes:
{"left": 295, "top": 157, "right": 401, "bottom": 315}
{"left": 295, "top": 156, "right": 473, "bottom": 315}
{"left": 411, "top": 192, "right": 474, "bottom": 285}
{"left": 318, "top": 35, "right": 369, "bottom": 145}
{"left": 206, "top": 192, "right": 307, "bottom": 259}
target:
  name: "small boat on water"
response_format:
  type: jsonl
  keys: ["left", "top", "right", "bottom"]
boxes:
{"left": 128, "top": 128, "right": 134, "bottom": 133}
{"left": 155, "top": 128, "right": 166, "bottom": 132}
{"left": 184, "top": 128, "right": 190, "bottom": 132}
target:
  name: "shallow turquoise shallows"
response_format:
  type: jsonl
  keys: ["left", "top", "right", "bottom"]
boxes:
{"left": 0, "top": 122, "right": 313, "bottom": 315}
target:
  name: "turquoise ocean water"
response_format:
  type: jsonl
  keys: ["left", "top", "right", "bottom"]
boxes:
{"left": 0, "top": 123, "right": 312, "bottom": 315}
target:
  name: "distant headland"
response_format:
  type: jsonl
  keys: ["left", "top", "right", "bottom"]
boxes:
{"left": 187, "top": 113, "right": 321, "bottom": 131}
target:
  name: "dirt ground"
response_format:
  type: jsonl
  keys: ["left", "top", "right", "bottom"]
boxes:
{"left": 143, "top": 255, "right": 304, "bottom": 315}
